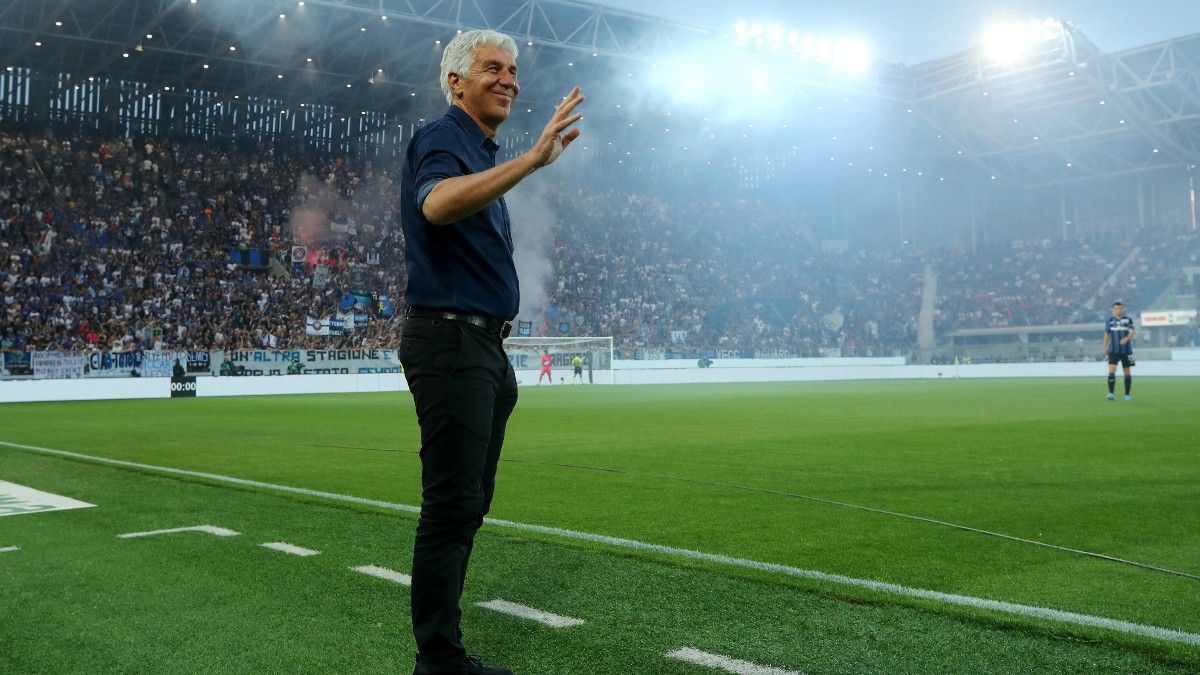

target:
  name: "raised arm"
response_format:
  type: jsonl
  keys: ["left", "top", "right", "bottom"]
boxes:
{"left": 422, "top": 86, "right": 585, "bottom": 226}
{"left": 421, "top": 153, "right": 538, "bottom": 226}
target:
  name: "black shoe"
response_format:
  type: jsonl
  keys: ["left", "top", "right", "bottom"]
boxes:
{"left": 465, "top": 655, "right": 513, "bottom": 675}
{"left": 413, "top": 653, "right": 513, "bottom": 675}
{"left": 413, "top": 653, "right": 461, "bottom": 675}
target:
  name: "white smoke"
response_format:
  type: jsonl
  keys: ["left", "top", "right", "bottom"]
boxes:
{"left": 288, "top": 174, "right": 343, "bottom": 245}
{"left": 287, "top": 170, "right": 397, "bottom": 245}
{"left": 505, "top": 181, "right": 557, "bottom": 321}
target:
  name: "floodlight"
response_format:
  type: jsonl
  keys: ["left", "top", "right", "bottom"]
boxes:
{"left": 981, "top": 22, "right": 1032, "bottom": 64}
{"left": 833, "top": 39, "right": 870, "bottom": 72}
{"left": 802, "top": 34, "right": 816, "bottom": 59}
{"left": 816, "top": 38, "right": 832, "bottom": 63}
{"left": 981, "top": 18, "right": 1063, "bottom": 65}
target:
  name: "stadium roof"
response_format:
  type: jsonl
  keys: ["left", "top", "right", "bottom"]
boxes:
{"left": 0, "top": 0, "right": 704, "bottom": 119}
{"left": 0, "top": 1, "right": 1197, "bottom": 187}
{"left": 911, "top": 25, "right": 1200, "bottom": 187}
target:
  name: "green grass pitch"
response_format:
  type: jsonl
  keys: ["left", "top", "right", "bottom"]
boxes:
{"left": 1, "top": 378, "right": 1198, "bottom": 672}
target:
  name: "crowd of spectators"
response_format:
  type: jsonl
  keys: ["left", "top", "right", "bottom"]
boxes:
{"left": 3, "top": 127, "right": 1198, "bottom": 360}
{"left": 1, "top": 128, "right": 404, "bottom": 352}
{"left": 933, "top": 238, "right": 1111, "bottom": 333}
{"left": 935, "top": 231, "right": 1200, "bottom": 333}
{"left": 542, "top": 189, "right": 924, "bottom": 357}
{"left": 1077, "top": 228, "right": 1200, "bottom": 323}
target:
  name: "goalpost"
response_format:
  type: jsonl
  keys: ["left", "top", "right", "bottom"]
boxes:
{"left": 503, "top": 336, "right": 615, "bottom": 385}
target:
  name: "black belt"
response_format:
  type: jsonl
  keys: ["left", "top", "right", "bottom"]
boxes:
{"left": 406, "top": 307, "right": 512, "bottom": 339}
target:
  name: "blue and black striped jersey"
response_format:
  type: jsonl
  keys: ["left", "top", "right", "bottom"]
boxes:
{"left": 1106, "top": 316, "right": 1135, "bottom": 354}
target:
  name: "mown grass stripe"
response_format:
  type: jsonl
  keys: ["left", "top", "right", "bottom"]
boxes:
{"left": 4, "top": 439, "right": 1199, "bottom": 648}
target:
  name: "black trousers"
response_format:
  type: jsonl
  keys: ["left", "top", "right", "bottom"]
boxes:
{"left": 400, "top": 316, "right": 518, "bottom": 673}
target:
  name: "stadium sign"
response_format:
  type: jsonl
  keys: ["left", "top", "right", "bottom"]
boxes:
{"left": 2, "top": 351, "right": 212, "bottom": 379}
{"left": 0, "top": 480, "right": 95, "bottom": 517}
{"left": 1140, "top": 310, "right": 1197, "bottom": 326}
{"left": 141, "top": 351, "right": 192, "bottom": 378}
{"left": 212, "top": 349, "right": 401, "bottom": 376}
{"left": 87, "top": 351, "right": 143, "bottom": 377}
{"left": 2, "top": 352, "right": 33, "bottom": 376}
{"left": 32, "top": 351, "right": 85, "bottom": 379}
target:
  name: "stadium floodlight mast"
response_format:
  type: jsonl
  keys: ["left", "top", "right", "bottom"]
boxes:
{"left": 981, "top": 18, "right": 1064, "bottom": 65}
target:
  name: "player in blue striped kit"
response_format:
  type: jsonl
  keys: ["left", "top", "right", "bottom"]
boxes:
{"left": 1103, "top": 301, "right": 1136, "bottom": 401}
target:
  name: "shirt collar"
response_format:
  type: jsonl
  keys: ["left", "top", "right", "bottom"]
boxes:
{"left": 447, "top": 105, "right": 500, "bottom": 154}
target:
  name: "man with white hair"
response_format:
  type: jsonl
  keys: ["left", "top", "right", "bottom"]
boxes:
{"left": 399, "top": 29, "right": 584, "bottom": 675}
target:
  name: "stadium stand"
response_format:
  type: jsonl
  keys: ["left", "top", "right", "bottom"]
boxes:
{"left": 3, "top": 127, "right": 1198, "bottom": 358}
{"left": 546, "top": 188, "right": 924, "bottom": 356}
{"left": 933, "top": 238, "right": 1111, "bottom": 332}
{"left": 1, "top": 129, "right": 405, "bottom": 351}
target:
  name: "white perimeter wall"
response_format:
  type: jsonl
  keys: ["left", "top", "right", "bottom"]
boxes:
{"left": 3, "top": 359, "right": 1200, "bottom": 403}
{"left": 611, "top": 360, "right": 1200, "bottom": 385}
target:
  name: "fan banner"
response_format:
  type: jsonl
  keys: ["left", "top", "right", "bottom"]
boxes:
{"left": 31, "top": 351, "right": 86, "bottom": 379}
{"left": 210, "top": 349, "right": 401, "bottom": 376}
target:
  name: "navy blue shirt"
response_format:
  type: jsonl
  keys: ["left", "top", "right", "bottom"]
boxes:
{"left": 400, "top": 105, "right": 519, "bottom": 319}
{"left": 1106, "top": 315, "right": 1135, "bottom": 354}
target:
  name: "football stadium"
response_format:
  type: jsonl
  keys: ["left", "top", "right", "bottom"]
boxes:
{"left": 1, "top": 1, "right": 1199, "bottom": 673}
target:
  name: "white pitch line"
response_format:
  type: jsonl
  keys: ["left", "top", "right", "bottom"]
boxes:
{"left": 261, "top": 542, "right": 320, "bottom": 557}
{"left": 118, "top": 525, "right": 240, "bottom": 539}
{"left": 5, "top": 439, "right": 1200, "bottom": 648}
{"left": 0, "top": 546, "right": 19, "bottom": 553}
{"left": 666, "top": 647, "right": 800, "bottom": 675}
{"left": 477, "top": 599, "right": 585, "bottom": 628}
{"left": 351, "top": 564, "right": 411, "bottom": 586}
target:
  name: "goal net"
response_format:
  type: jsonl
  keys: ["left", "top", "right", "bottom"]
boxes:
{"left": 503, "top": 336, "right": 615, "bottom": 385}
